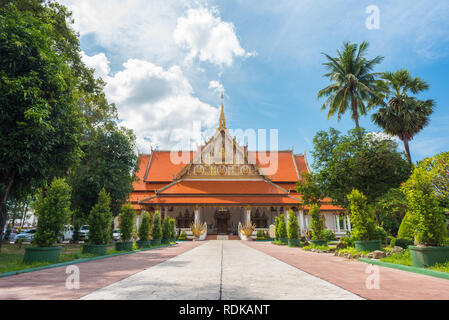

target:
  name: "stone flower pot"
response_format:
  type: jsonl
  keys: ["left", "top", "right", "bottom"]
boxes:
{"left": 115, "top": 241, "right": 133, "bottom": 251}
{"left": 82, "top": 244, "right": 107, "bottom": 255}
{"left": 288, "top": 239, "right": 301, "bottom": 247}
{"left": 310, "top": 239, "right": 328, "bottom": 247}
{"left": 23, "top": 246, "right": 61, "bottom": 263}
{"left": 409, "top": 246, "right": 449, "bottom": 268}
{"left": 151, "top": 239, "right": 161, "bottom": 246}
{"left": 354, "top": 240, "right": 381, "bottom": 252}
{"left": 136, "top": 240, "right": 151, "bottom": 249}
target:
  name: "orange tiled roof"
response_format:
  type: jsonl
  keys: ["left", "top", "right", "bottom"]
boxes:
{"left": 248, "top": 151, "right": 302, "bottom": 182}
{"left": 158, "top": 180, "right": 287, "bottom": 195}
{"left": 140, "top": 195, "right": 301, "bottom": 205}
{"left": 145, "top": 151, "right": 194, "bottom": 182}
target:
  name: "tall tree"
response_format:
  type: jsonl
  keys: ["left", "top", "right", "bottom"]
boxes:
{"left": 318, "top": 41, "right": 384, "bottom": 129}
{"left": 309, "top": 128, "right": 411, "bottom": 207}
{"left": 70, "top": 124, "right": 138, "bottom": 219}
{"left": 0, "top": 4, "right": 84, "bottom": 249}
{"left": 372, "top": 69, "right": 434, "bottom": 164}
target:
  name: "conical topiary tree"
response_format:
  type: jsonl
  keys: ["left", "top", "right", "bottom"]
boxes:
{"left": 287, "top": 209, "right": 300, "bottom": 246}
{"left": 151, "top": 211, "right": 162, "bottom": 244}
{"left": 34, "top": 178, "right": 72, "bottom": 247}
{"left": 119, "top": 203, "right": 135, "bottom": 242}
{"left": 138, "top": 211, "right": 151, "bottom": 242}
{"left": 169, "top": 218, "right": 176, "bottom": 241}
{"left": 87, "top": 188, "right": 112, "bottom": 245}
{"left": 310, "top": 204, "right": 324, "bottom": 240}
{"left": 347, "top": 189, "right": 376, "bottom": 241}
{"left": 278, "top": 214, "right": 287, "bottom": 243}
{"left": 162, "top": 217, "right": 171, "bottom": 243}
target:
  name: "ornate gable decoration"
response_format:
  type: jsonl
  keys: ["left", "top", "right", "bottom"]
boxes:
{"left": 177, "top": 104, "right": 264, "bottom": 180}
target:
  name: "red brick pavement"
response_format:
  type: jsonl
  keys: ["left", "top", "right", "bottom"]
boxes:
{"left": 0, "top": 242, "right": 203, "bottom": 300}
{"left": 243, "top": 241, "right": 449, "bottom": 300}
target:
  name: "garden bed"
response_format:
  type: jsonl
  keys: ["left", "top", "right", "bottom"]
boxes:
{"left": 0, "top": 242, "right": 173, "bottom": 277}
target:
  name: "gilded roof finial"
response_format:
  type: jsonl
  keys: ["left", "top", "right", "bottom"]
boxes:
{"left": 219, "top": 93, "right": 226, "bottom": 130}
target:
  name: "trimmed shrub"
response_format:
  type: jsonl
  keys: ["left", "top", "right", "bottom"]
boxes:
{"left": 287, "top": 210, "right": 299, "bottom": 240}
{"left": 401, "top": 167, "right": 447, "bottom": 246}
{"left": 152, "top": 211, "right": 162, "bottom": 240}
{"left": 34, "top": 178, "right": 72, "bottom": 247}
{"left": 87, "top": 188, "right": 112, "bottom": 245}
{"left": 178, "top": 230, "right": 187, "bottom": 240}
{"left": 347, "top": 189, "right": 377, "bottom": 241}
{"left": 278, "top": 214, "right": 287, "bottom": 240}
{"left": 397, "top": 212, "right": 416, "bottom": 239}
{"left": 162, "top": 217, "right": 171, "bottom": 240}
{"left": 256, "top": 230, "right": 264, "bottom": 240}
{"left": 138, "top": 211, "right": 151, "bottom": 241}
{"left": 169, "top": 218, "right": 176, "bottom": 239}
{"left": 395, "top": 238, "right": 414, "bottom": 249}
{"left": 374, "top": 226, "right": 388, "bottom": 244}
{"left": 320, "top": 229, "right": 336, "bottom": 241}
{"left": 309, "top": 204, "right": 323, "bottom": 240}
{"left": 119, "top": 203, "right": 135, "bottom": 242}
{"left": 340, "top": 236, "right": 354, "bottom": 247}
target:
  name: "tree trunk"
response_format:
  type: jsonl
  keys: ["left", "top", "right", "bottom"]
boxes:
{"left": 0, "top": 174, "right": 14, "bottom": 252}
{"left": 403, "top": 138, "right": 412, "bottom": 165}
{"left": 351, "top": 96, "right": 360, "bottom": 130}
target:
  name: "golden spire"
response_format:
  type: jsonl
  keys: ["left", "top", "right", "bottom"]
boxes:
{"left": 218, "top": 93, "right": 226, "bottom": 129}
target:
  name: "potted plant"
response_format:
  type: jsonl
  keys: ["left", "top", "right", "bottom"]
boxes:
{"left": 347, "top": 189, "right": 381, "bottom": 252}
{"left": 23, "top": 178, "right": 71, "bottom": 263}
{"left": 115, "top": 203, "right": 135, "bottom": 251}
{"left": 256, "top": 230, "right": 265, "bottom": 241}
{"left": 151, "top": 210, "right": 162, "bottom": 246}
{"left": 277, "top": 214, "right": 288, "bottom": 244}
{"left": 178, "top": 230, "right": 188, "bottom": 241}
{"left": 161, "top": 216, "right": 171, "bottom": 244}
{"left": 309, "top": 204, "right": 327, "bottom": 247}
{"left": 287, "top": 209, "right": 300, "bottom": 247}
{"left": 137, "top": 211, "right": 151, "bottom": 248}
{"left": 403, "top": 167, "right": 449, "bottom": 267}
{"left": 169, "top": 218, "right": 176, "bottom": 243}
{"left": 82, "top": 188, "right": 113, "bottom": 255}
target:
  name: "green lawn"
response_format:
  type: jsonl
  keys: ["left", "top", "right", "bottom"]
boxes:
{"left": 0, "top": 243, "right": 116, "bottom": 274}
{"left": 380, "top": 249, "right": 449, "bottom": 273}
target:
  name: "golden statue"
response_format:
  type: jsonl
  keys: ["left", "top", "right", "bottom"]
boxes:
{"left": 190, "top": 220, "right": 207, "bottom": 239}
{"left": 238, "top": 221, "right": 256, "bottom": 240}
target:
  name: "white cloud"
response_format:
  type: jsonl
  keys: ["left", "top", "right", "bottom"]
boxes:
{"left": 101, "top": 58, "right": 219, "bottom": 152}
{"left": 174, "top": 7, "right": 255, "bottom": 67}
{"left": 208, "top": 80, "right": 225, "bottom": 96}
{"left": 80, "top": 51, "right": 110, "bottom": 79}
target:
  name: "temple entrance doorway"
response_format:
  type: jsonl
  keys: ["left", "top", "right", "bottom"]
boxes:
{"left": 215, "top": 209, "right": 230, "bottom": 235}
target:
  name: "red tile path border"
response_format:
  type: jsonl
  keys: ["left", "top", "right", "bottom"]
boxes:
{"left": 243, "top": 241, "right": 449, "bottom": 300}
{"left": 0, "top": 242, "right": 203, "bottom": 300}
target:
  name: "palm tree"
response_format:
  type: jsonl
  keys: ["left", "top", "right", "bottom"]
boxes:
{"left": 372, "top": 70, "right": 434, "bottom": 165}
{"left": 318, "top": 41, "right": 384, "bottom": 129}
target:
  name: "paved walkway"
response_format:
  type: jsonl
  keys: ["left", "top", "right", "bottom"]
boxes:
{"left": 0, "top": 242, "right": 202, "bottom": 300}
{"left": 82, "top": 241, "right": 361, "bottom": 300}
{"left": 244, "top": 241, "right": 449, "bottom": 300}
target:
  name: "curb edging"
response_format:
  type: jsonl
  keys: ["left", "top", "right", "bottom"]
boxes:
{"left": 0, "top": 243, "right": 176, "bottom": 279}
{"left": 358, "top": 258, "right": 449, "bottom": 281}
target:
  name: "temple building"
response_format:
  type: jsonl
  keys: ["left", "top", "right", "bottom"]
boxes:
{"left": 129, "top": 104, "right": 349, "bottom": 239}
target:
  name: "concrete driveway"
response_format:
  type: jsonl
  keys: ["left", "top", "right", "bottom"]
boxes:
{"left": 81, "top": 240, "right": 361, "bottom": 300}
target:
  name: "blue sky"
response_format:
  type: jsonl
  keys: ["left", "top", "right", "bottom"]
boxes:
{"left": 62, "top": 0, "right": 449, "bottom": 164}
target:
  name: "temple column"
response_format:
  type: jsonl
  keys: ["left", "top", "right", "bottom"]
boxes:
{"left": 298, "top": 209, "right": 305, "bottom": 236}
{"left": 245, "top": 205, "right": 251, "bottom": 225}
{"left": 347, "top": 214, "right": 351, "bottom": 232}
{"left": 194, "top": 205, "right": 200, "bottom": 223}
{"left": 336, "top": 213, "right": 341, "bottom": 233}
{"left": 284, "top": 207, "right": 289, "bottom": 223}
